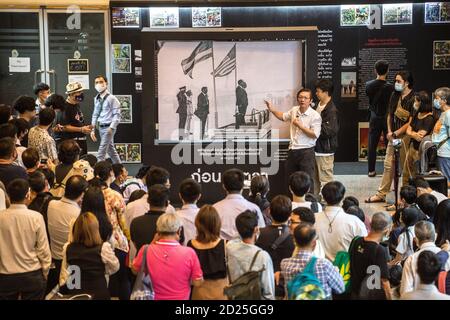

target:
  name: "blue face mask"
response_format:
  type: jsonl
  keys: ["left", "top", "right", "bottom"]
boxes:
{"left": 434, "top": 98, "right": 441, "bottom": 110}
{"left": 394, "top": 83, "right": 404, "bottom": 92}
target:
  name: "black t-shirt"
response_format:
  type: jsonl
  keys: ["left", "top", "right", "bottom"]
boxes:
{"left": 110, "top": 182, "right": 122, "bottom": 195}
{"left": 365, "top": 79, "right": 394, "bottom": 117}
{"left": 130, "top": 210, "right": 165, "bottom": 253}
{"left": 0, "top": 163, "right": 28, "bottom": 187}
{"left": 388, "top": 91, "right": 415, "bottom": 132}
{"left": 349, "top": 237, "right": 389, "bottom": 297}
{"left": 62, "top": 101, "right": 85, "bottom": 139}
{"left": 410, "top": 113, "right": 436, "bottom": 150}
{"left": 255, "top": 225, "right": 294, "bottom": 272}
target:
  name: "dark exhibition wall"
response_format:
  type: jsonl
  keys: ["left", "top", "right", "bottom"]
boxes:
{"left": 110, "top": 2, "right": 450, "bottom": 203}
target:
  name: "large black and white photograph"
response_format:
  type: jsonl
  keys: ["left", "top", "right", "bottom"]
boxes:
{"left": 156, "top": 40, "right": 303, "bottom": 142}
{"left": 116, "top": 95, "right": 133, "bottom": 123}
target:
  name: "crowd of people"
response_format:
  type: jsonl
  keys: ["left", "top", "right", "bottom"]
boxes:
{"left": 0, "top": 63, "right": 449, "bottom": 300}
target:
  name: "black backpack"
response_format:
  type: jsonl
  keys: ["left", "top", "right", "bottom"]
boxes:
{"left": 224, "top": 250, "right": 265, "bottom": 300}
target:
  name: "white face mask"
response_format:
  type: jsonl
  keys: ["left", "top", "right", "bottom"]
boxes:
{"left": 95, "top": 83, "right": 107, "bottom": 93}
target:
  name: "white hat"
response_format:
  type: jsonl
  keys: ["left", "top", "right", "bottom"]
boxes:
{"left": 65, "top": 82, "right": 85, "bottom": 94}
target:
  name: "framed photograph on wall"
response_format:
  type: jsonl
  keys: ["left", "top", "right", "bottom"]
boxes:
{"left": 112, "top": 44, "right": 131, "bottom": 73}
{"left": 150, "top": 7, "right": 179, "bottom": 28}
{"left": 425, "top": 2, "right": 450, "bottom": 23}
{"left": 341, "top": 72, "right": 357, "bottom": 98}
{"left": 192, "top": 7, "right": 222, "bottom": 27}
{"left": 114, "top": 143, "right": 141, "bottom": 163}
{"left": 340, "top": 5, "right": 371, "bottom": 26}
{"left": 116, "top": 95, "right": 133, "bottom": 123}
{"left": 112, "top": 7, "right": 140, "bottom": 28}
{"left": 433, "top": 40, "right": 450, "bottom": 70}
{"left": 359, "top": 122, "right": 386, "bottom": 161}
{"left": 383, "top": 3, "right": 413, "bottom": 25}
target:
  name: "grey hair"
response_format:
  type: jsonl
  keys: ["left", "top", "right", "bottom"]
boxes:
{"left": 414, "top": 220, "right": 435, "bottom": 243}
{"left": 435, "top": 87, "right": 450, "bottom": 103}
{"left": 370, "top": 212, "right": 392, "bottom": 232}
{"left": 156, "top": 213, "right": 183, "bottom": 234}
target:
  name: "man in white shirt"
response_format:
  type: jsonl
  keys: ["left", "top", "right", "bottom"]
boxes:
{"left": 0, "top": 179, "right": 51, "bottom": 300}
{"left": 289, "top": 171, "right": 323, "bottom": 213}
{"left": 401, "top": 250, "right": 450, "bottom": 300}
{"left": 413, "top": 177, "right": 448, "bottom": 204}
{"left": 265, "top": 88, "right": 322, "bottom": 193}
{"left": 213, "top": 168, "right": 265, "bottom": 240}
{"left": 176, "top": 178, "right": 201, "bottom": 246}
{"left": 400, "top": 221, "right": 450, "bottom": 297}
{"left": 315, "top": 181, "right": 368, "bottom": 261}
{"left": 46, "top": 175, "right": 88, "bottom": 292}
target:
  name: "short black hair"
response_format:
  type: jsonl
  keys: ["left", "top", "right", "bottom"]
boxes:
{"left": 64, "top": 175, "right": 88, "bottom": 200}
{"left": 94, "top": 160, "right": 113, "bottom": 183}
{"left": 289, "top": 171, "right": 311, "bottom": 197}
{"left": 417, "top": 251, "right": 442, "bottom": 285}
{"left": 146, "top": 166, "right": 170, "bottom": 187}
{"left": 416, "top": 193, "right": 438, "bottom": 221}
{"left": 179, "top": 178, "right": 201, "bottom": 203}
{"left": 79, "top": 154, "right": 98, "bottom": 168}
{"left": 343, "top": 196, "right": 359, "bottom": 212}
{"left": 21, "top": 148, "right": 40, "bottom": 169}
{"left": 222, "top": 168, "right": 244, "bottom": 192}
{"left": 401, "top": 206, "right": 420, "bottom": 227}
{"left": 13, "top": 95, "right": 35, "bottom": 114}
{"left": 322, "top": 181, "right": 346, "bottom": 205}
{"left": 315, "top": 79, "right": 334, "bottom": 96}
{"left": 9, "top": 118, "right": 29, "bottom": 137}
{"left": 296, "top": 88, "right": 313, "bottom": 100}
{"left": 0, "top": 137, "right": 15, "bottom": 159}
{"left": 374, "top": 60, "right": 389, "bottom": 76}
{"left": 38, "top": 107, "right": 55, "bottom": 126}
{"left": 147, "top": 184, "right": 169, "bottom": 208}
{"left": 7, "top": 179, "right": 29, "bottom": 202}
{"left": 0, "top": 123, "right": 17, "bottom": 139}
{"left": 400, "top": 185, "right": 417, "bottom": 205}
{"left": 44, "top": 94, "right": 66, "bottom": 111}
{"left": 412, "top": 177, "right": 430, "bottom": 189}
{"left": 235, "top": 210, "right": 259, "bottom": 239}
{"left": 58, "top": 139, "right": 81, "bottom": 164}
{"left": 395, "top": 70, "right": 414, "bottom": 89}
{"left": 294, "top": 223, "right": 317, "bottom": 247}
{"left": 38, "top": 168, "right": 55, "bottom": 188}
{"left": 33, "top": 82, "right": 50, "bottom": 95}
{"left": 270, "top": 195, "right": 292, "bottom": 223}
{"left": 0, "top": 104, "right": 12, "bottom": 125}
{"left": 95, "top": 75, "right": 108, "bottom": 83}
{"left": 128, "top": 189, "right": 147, "bottom": 203}
{"left": 28, "top": 170, "right": 46, "bottom": 193}
{"left": 346, "top": 205, "right": 366, "bottom": 223}
{"left": 136, "top": 165, "right": 151, "bottom": 179}
{"left": 112, "top": 163, "right": 125, "bottom": 178}
{"left": 415, "top": 91, "right": 433, "bottom": 114}
{"left": 292, "top": 207, "right": 315, "bottom": 224}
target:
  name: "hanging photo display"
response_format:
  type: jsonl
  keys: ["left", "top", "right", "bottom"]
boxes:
{"left": 340, "top": 5, "right": 371, "bottom": 26}
{"left": 112, "top": 44, "right": 131, "bottom": 73}
{"left": 112, "top": 7, "right": 140, "bottom": 28}
{"left": 425, "top": 2, "right": 450, "bottom": 23}
{"left": 433, "top": 40, "right": 450, "bottom": 70}
{"left": 382, "top": 3, "right": 413, "bottom": 25}
{"left": 115, "top": 143, "right": 142, "bottom": 163}
{"left": 192, "top": 7, "right": 222, "bottom": 27}
{"left": 341, "top": 72, "right": 357, "bottom": 98}
{"left": 150, "top": 7, "right": 179, "bottom": 28}
{"left": 116, "top": 95, "right": 133, "bottom": 123}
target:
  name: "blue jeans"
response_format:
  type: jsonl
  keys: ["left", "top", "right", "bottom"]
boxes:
{"left": 98, "top": 127, "right": 121, "bottom": 164}
{"left": 438, "top": 156, "right": 450, "bottom": 182}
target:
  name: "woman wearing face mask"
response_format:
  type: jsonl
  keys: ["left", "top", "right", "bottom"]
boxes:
{"left": 366, "top": 71, "right": 415, "bottom": 208}
{"left": 62, "top": 81, "right": 93, "bottom": 156}
{"left": 404, "top": 91, "right": 436, "bottom": 184}
{"left": 431, "top": 87, "right": 450, "bottom": 182}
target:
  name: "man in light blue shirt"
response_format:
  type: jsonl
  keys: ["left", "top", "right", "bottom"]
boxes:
{"left": 431, "top": 87, "right": 450, "bottom": 181}
{"left": 90, "top": 75, "right": 121, "bottom": 164}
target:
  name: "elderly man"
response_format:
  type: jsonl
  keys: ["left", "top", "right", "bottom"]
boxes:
{"left": 432, "top": 87, "right": 450, "bottom": 182}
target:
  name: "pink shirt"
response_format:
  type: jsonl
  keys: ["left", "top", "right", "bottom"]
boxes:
{"left": 133, "top": 239, "right": 203, "bottom": 300}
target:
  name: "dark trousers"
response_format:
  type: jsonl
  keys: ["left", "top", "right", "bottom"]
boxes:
{"left": 0, "top": 269, "right": 46, "bottom": 300}
{"left": 236, "top": 106, "right": 247, "bottom": 128}
{"left": 45, "top": 259, "right": 62, "bottom": 295}
{"left": 178, "top": 113, "right": 187, "bottom": 139}
{"left": 368, "top": 112, "right": 388, "bottom": 172}
{"left": 201, "top": 118, "right": 207, "bottom": 139}
{"left": 285, "top": 147, "right": 316, "bottom": 194}
{"left": 108, "top": 249, "right": 130, "bottom": 300}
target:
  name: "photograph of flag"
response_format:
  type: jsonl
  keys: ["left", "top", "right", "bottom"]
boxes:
{"left": 212, "top": 44, "right": 236, "bottom": 77}
{"left": 181, "top": 41, "right": 213, "bottom": 78}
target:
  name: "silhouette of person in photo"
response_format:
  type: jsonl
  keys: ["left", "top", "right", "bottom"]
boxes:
{"left": 236, "top": 79, "right": 248, "bottom": 128}
{"left": 176, "top": 86, "right": 187, "bottom": 140}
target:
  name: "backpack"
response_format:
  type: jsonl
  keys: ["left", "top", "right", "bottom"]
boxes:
{"left": 120, "top": 180, "right": 142, "bottom": 195}
{"left": 50, "top": 160, "right": 94, "bottom": 198}
{"left": 438, "top": 271, "right": 449, "bottom": 295}
{"left": 286, "top": 256, "right": 326, "bottom": 300}
{"left": 224, "top": 250, "right": 265, "bottom": 300}
{"left": 130, "top": 245, "right": 155, "bottom": 300}
{"left": 332, "top": 236, "right": 360, "bottom": 293}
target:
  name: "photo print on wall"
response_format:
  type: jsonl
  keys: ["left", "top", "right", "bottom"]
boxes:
{"left": 425, "top": 2, "right": 450, "bottom": 23}
{"left": 433, "top": 40, "right": 450, "bottom": 70}
{"left": 340, "top": 5, "right": 371, "bottom": 26}
{"left": 116, "top": 95, "right": 133, "bottom": 123}
{"left": 192, "top": 7, "right": 222, "bottom": 27}
{"left": 112, "top": 44, "right": 131, "bottom": 73}
{"left": 112, "top": 7, "right": 140, "bottom": 28}
{"left": 115, "top": 143, "right": 141, "bottom": 163}
{"left": 382, "top": 3, "right": 413, "bottom": 25}
{"left": 150, "top": 7, "right": 179, "bottom": 28}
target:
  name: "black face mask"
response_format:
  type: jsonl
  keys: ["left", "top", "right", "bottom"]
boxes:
{"left": 75, "top": 93, "right": 84, "bottom": 102}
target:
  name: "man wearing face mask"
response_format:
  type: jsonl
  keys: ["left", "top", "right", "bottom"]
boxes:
{"left": 62, "top": 82, "right": 92, "bottom": 156}
{"left": 431, "top": 87, "right": 450, "bottom": 181}
{"left": 90, "top": 76, "right": 122, "bottom": 164}
{"left": 366, "top": 71, "right": 415, "bottom": 206}
{"left": 33, "top": 82, "right": 50, "bottom": 115}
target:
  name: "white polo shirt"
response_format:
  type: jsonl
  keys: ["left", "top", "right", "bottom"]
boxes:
{"left": 282, "top": 106, "right": 322, "bottom": 150}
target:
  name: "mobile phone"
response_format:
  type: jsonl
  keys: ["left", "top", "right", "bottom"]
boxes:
{"left": 40, "top": 159, "right": 48, "bottom": 164}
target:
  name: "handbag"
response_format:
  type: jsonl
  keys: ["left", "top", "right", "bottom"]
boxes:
{"left": 130, "top": 245, "right": 155, "bottom": 300}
